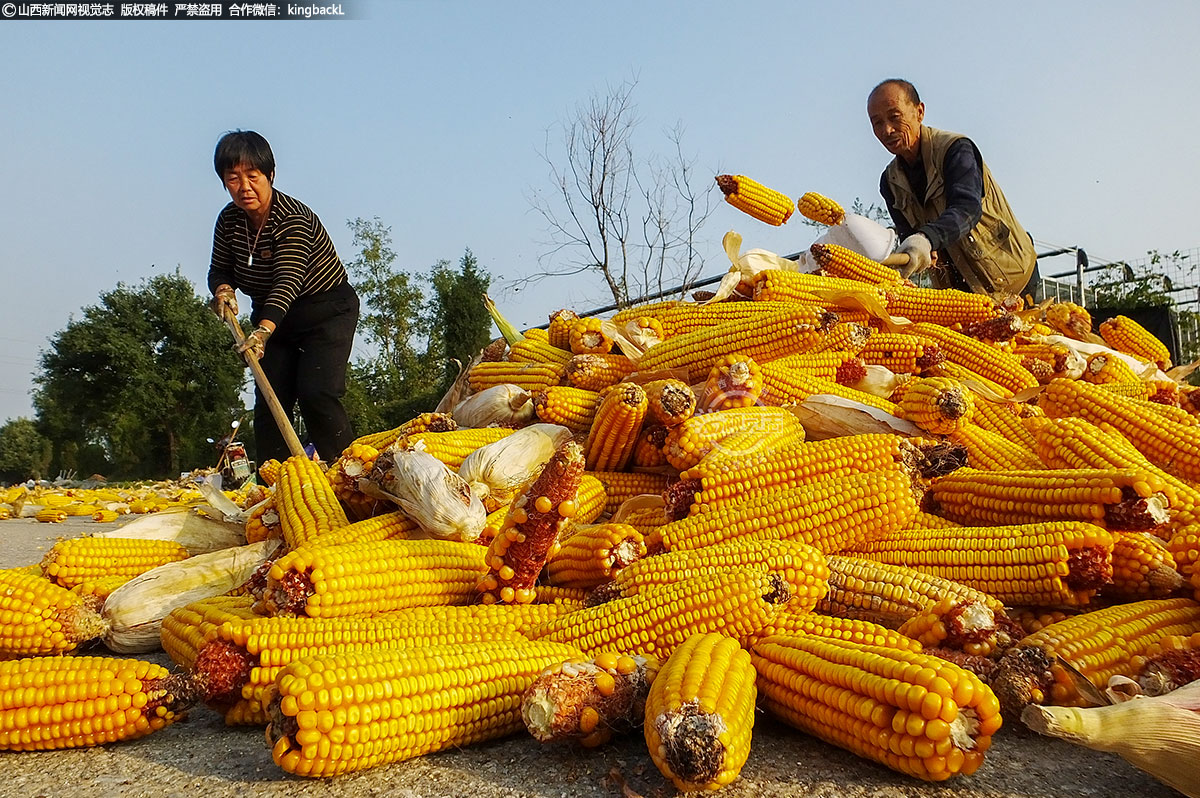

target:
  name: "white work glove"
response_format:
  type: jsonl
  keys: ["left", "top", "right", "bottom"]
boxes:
{"left": 897, "top": 233, "right": 933, "bottom": 280}
{"left": 211, "top": 285, "right": 238, "bottom": 318}
{"left": 235, "top": 325, "right": 272, "bottom": 361}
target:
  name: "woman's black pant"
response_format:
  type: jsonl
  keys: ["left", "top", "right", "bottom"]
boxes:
{"left": 254, "top": 282, "right": 359, "bottom": 462}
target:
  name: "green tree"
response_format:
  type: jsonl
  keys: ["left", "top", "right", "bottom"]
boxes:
{"left": 33, "top": 270, "right": 247, "bottom": 479}
{"left": 432, "top": 248, "right": 492, "bottom": 391}
{"left": 0, "top": 418, "right": 51, "bottom": 483}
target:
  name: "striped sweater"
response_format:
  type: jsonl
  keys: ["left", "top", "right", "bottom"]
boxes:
{"left": 207, "top": 189, "right": 347, "bottom": 327}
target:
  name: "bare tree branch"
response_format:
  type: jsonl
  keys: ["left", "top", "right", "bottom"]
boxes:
{"left": 524, "top": 80, "right": 715, "bottom": 310}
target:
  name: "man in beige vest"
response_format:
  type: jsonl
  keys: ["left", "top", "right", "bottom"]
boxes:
{"left": 868, "top": 79, "right": 1039, "bottom": 298}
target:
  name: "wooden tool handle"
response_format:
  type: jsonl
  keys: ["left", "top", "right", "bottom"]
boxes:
{"left": 222, "top": 309, "right": 307, "bottom": 459}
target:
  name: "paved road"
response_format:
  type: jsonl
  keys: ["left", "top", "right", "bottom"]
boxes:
{"left": 0, "top": 516, "right": 1177, "bottom": 798}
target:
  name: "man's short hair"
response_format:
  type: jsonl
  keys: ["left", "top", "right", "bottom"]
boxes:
{"left": 871, "top": 78, "right": 921, "bottom": 107}
{"left": 214, "top": 130, "right": 275, "bottom": 181}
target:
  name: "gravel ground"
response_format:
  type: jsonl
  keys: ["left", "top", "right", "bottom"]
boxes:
{"left": 0, "top": 516, "right": 1178, "bottom": 798}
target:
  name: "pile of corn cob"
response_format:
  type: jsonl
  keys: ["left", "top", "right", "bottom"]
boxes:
{"left": 0, "top": 476, "right": 255, "bottom": 523}
{"left": 2, "top": 237, "right": 1200, "bottom": 796}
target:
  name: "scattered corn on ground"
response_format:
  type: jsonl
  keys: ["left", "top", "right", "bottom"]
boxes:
{"left": 0, "top": 236, "right": 1197, "bottom": 797}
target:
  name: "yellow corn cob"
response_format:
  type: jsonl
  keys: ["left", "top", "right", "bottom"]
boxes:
{"left": 642, "top": 379, "right": 696, "bottom": 427}
{"left": 60, "top": 503, "right": 99, "bottom": 517}
{"left": 567, "top": 317, "right": 614, "bottom": 355}
{"left": 544, "top": 522, "right": 646, "bottom": 589}
{"left": 190, "top": 610, "right": 534, "bottom": 723}
{"left": 751, "top": 635, "right": 1002, "bottom": 781}
{"left": 796, "top": 191, "right": 845, "bottom": 225}
{"left": 573, "top": 474, "right": 608, "bottom": 525}
{"left": 564, "top": 353, "right": 636, "bottom": 391}
{"left": 1107, "top": 530, "right": 1184, "bottom": 599}
{"left": 477, "top": 442, "right": 584, "bottom": 605}
{"left": 948, "top": 423, "right": 1043, "bottom": 470}
{"left": 695, "top": 424, "right": 807, "bottom": 469}
{"left": 91, "top": 508, "right": 120, "bottom": 523}
{"left": 768, "top": 350, "right": 869, "bottom": 383}
{"left": 860, "top": 333, "right": 946, "bottom": 374}
{"left": 747, "top": 609, "right": 923, "bottom": 652}
{"left": 641, "top": 300, "right": 822, "bottom": 338}
{"left": 701, "top": 353, "right": 763, "bottom": 410}
{"left": 632, "top": 424, "right": 669, "bottom": 468}
{"left": 0, "top": 656, "right": 198, "bottom": 751}
{"left": 898, "top": 377, "right": 975, "bottom": 435}
{"left": 1082, "top": 352, "right": 1143, "bottom": 385}
{"left": 533, "top": 386, "right": 600, "bottom": 432}
{"left": 660, "top": 470, "right": 917, "bottom": 554}
{"left": 883, "top": 284, "right": 998, "bottom": 325}
{"left": 325, "top": 443, "right": 384, "bottom": 521}
{"left": 844, "top": 521, "right": 1115, "bottom": 607}
{"left": 715, "top": 174, "right": 793, "bottom": 226}
{"left": 0, "top": 570, "right": 108, "bottom": 656}
{"left": 971, "top": 398, "right": 1039, "bottom": 448}
{"left": 41, "top": 537, "right": 189, "bottom": 589}
{"left": 894, "top": 596, "right": 1021, "bottom": 658}
{"left": 35, "top": 507, "right": 67, "bottom": 523}
{"left": 662, "top": 406, "right": 803, "bottom": 471}
{"left": 69, "top": 574, "right": 134, "bottom": 601}
{"left": 547, "top": 309, "right": 581, "bottom": 350}
{"left": 403, "top": 427, "right": 515, "bottom": 469}
{"left": 750, "top": 270, "right": 882, "bottom": 306}
{"left": 261, "top": 538, "right": 488, "bottom": 617}
{"left": 245, "top": 494, "right": 280, "bottom": 544}
{"left": 523, "top": 327, "right": 550, "bottom": 342}
{"left": 468, "top": 361, "right": 565, "bottom": 393}
{"left": 508, "top": 337, "right": 575, "bottom": 367}
{"left": 992, "top": 598, "right": 1200, "bottom": 714}
{"left": 1096, "top": 380, "right": 1179, "bottom": 405}
{"left": 645, "top": 633, "right": 755, "bottom": 790}
{"left": 586, "top": 538, "right": 828, "bottom": 613}
{"left": 1045, "top": 301, "right": 1093, "bottom": 340}
{"left": 1128, "top": 632, "right": 1200, "bottom": 693}
{"left": 1039, "top": 377, "right": 1200, "bottom": 480}
{"left": 820, "top": 555, "right": 1008, "bottom": 629}
{"left": 523, "top": 651, "right": 658, "bottom": 747}
{"left": 906, "top": 511, "right": 959, "bottom": 529}
{"left": 759, "top": 362, "right": 899, "bottom": 413}
{"left": 797, "top": 321, "right": 870, "bottom": 355}
{"left": 305, "top": 508, "right": 419, "bottom": 548}
{"left": 530, "top": 569, "right": 790, "bottom": 657}
{"left": 530, "top": 585, "right": 590, "bottom": 609}
{"left": 584, "top": 383, "right": 648, "bottom": 471}
{"left": 350, "top": 411, "right": 457, "bottom": 451}
{"left": 910, "top": 323, "right": 1039, "bottom": 394}
{"left": 1007, "top": 607, "right": 1082, "bottom": 637}
{"left": 267, "top": 640, "right": 583, "bottom": 777}
{"left": 1099, "top": 315, "right": 1172, "bottom": 369}
{"left": 638, "top": 307, "right": 837, "bottom": 383}
{"left": 928, "top": 466, "right": 1173, "bottom": 531}
{"left": 275, "top": 455, "right": 350, "bottom": 550}
{"left": 585, "top": 470, "right": 671, "bottom": 516}
{"left": 672, "top": 433, "right": 910, "bottom": 518}
{"left": 811, "top": 242, "right": 903, "bottom": 285}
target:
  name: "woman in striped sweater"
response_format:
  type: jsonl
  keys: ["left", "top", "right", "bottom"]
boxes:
{"left": 207, "top": 130, "right": 359, "bottom": 463}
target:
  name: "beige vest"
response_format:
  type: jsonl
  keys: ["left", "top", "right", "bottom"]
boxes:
{"left": 883, "top": 125, "right": 1036, "bottom": 296}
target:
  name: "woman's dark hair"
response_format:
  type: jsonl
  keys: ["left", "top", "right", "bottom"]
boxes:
{"left": 214, "top": 130, "right": 275, "bottom": 180}
{"left": 871, "top": 78, "right": 921, "bottom": 107}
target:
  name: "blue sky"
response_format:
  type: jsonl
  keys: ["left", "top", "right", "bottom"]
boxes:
{"left": 2, "top": 0, "right": 1198, "bottom": 424}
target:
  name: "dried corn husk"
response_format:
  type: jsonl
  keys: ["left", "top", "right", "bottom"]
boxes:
{"left": 452, "top": 384, "right": 535, "bottom": 428}
{"left": 93, "top": 506, "right": 245, "bottom": 553}
{"left": 362, "top": 446, "right": 487, "bottom": 542}
{"left": 848, "top": 364, "right": 902, "bottom": 400}
{"left": 101, "top": 539, "right": 279, "bottom": 653}
{"left": 459, "top": 424, "right": 573, "bottom": 512}
{"left": 1022, "top": 679, "right": 1200, "bottom": 797}
{"left": 790, "top": 394, "right": 922, "bottom": 440}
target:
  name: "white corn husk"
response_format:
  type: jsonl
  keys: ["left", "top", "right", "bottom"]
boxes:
{"left": 362, "top": 446, "right": 487, "bottom": 542}
{"left": 459, "top": 424, "right": 573, "bottom": 512}
{"left": 452, "top": 384, "right": 535, "bottom": 428}
{"left": 92, "top": 506, "right": 246, "bottom": 553}
{"left": 790, "top": 394, "right": 923, "bottom": 441}
{"left": 193, "top": 474, "right": 253, "bottom": 524}
{"left": 848, "top": 364, "right": 902, "bottom": 400}
{"left": 1043, "top": 334, "right": 1170, "bottom": 381}
{"left": 1022, "top": 679, "right": 1200, "bottom": 798}
{"left": 101, "top": 539, "right": 279, "bottom": 653}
